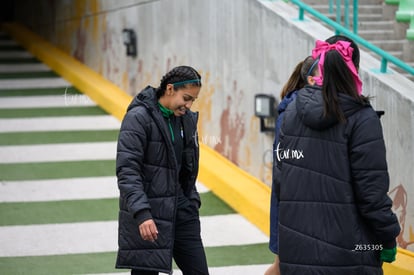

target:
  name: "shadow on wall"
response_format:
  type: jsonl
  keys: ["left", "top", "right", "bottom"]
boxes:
{"left": 0, "top": 0, "right": 14, "bottom": 23}
{"left": 390, "top": 184, "right": 414, "bottom": 249}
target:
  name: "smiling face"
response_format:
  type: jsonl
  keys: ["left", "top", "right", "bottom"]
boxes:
{"left": 159, "top": 84, "right": 200, "bottom": 116}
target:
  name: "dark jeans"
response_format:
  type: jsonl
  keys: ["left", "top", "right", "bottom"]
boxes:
{"left": 131, "top": 203, "right": 209, "bottom": 275}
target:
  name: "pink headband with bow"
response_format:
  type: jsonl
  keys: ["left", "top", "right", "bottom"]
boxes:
{"left": 311, "top": 40, "right": 363, "bottom": 95}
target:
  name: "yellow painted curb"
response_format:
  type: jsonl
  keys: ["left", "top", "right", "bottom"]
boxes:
{"left": 198, "top": 143, "right": 271, "bottom": 235}
{"left": 3, "top": 22, "right": 413, "bottom": 275}
{"left": 384, "top": 248, "right": 414, "bottom": 275}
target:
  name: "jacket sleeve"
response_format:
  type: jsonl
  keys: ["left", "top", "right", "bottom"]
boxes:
{"left": 116, "top": 109, "right": 152, "bottom": 223}
{"left": 181, "top": 112, "right": 201, "bottom": 207}
{"left": 349, "top": 110, "right": 400, "bottom": 248}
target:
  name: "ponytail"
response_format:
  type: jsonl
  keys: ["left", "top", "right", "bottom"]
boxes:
{"left": 322, "top": 50, "right": 362, "bottom": 122}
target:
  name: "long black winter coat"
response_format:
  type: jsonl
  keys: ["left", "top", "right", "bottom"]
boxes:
{"left": 275, "top": 86, "right": 400, "bottom": 275}
{"left": 115, "top": 86, "right": 201, "bottom": 273}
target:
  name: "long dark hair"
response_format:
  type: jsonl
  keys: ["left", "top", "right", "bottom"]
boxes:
{"left": 322, "top": 50, "right": 364, "bottom": 122}
{"left": 156, "top": 66, "right": 202, "bottom": 98}
{"left": 322, "top": 35, "right": 366, "bottom": 122}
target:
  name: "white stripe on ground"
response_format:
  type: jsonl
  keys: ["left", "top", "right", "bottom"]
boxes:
{"left": 0, "top": 116, "right": 121, "bottom": 132}
{"left": 0, "top": 51, "right": 33, "bottom": 58}
{"left": 0, "top": 177, "right": 119, "bottom": 202}
{"left": 0, "top": 179, "right": 208, "bottom": 202}
{"left": 0, "top": 63, "right": 51, "bottom": 73}
{"left": 200, "top": 214, "right": 268, "bottom": 246}
{"left": 81, "top": 264, "right": 270, "bottom": 275}
{"left": 0, "top": 95, "right": 96, "bottom": 108}
{"left": 0, "top": 78, "right": 70, "bottom": 89}
{"left": 196, "top": 181, "right": 209, "bottom": 194}
{"left": 0, "top": 215, "right": 267, "bottom": 257}
{"left": 0, "top": 142, "right": 117, "bottom": 163}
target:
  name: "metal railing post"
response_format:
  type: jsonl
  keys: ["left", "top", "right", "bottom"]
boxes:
{"left": 381, "top": 58, "right": 388, "bottom": 73}
{"left": 299, "top": 7, "right": 304, "bottom": 20}
{"left": 344, "top": 0, "right": 350, "bottom": 29}
{"left": 336, "top": 0, "right": 342, "bottom": 23}
{"left": 353, "top": 0, "right": 358, "bottom": 34}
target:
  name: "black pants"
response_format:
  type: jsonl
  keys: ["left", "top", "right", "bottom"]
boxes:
{"left": 131, "top": 204, "right": 209, "bottom": 275}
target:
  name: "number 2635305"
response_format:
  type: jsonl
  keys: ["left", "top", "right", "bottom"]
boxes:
{"left": 352, "top": 244, "right": 383, "bottom": 251}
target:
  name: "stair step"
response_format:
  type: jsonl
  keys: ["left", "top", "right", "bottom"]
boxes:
{"left": 387, "top": 51, "right": 404, "bottom": 59}
{"left": 353, "top": 14, "right": 384, "bottom": 21}
{"left": 358, "top": 29, "right": 396, "bottom": 40}
{"left": 312, "top": 5, "right": 383, "bottom": 15}
{"left": 304, "top": 0, "right": 383, "bottom": 5}
{"left": 358, "top": 21, "right": 395, "bottom": 31}
{"left": 364, "top": 49, "right": 403, "bottom": 60}
{"left": 369, "top": 40, "right": 406, "bottom": 51}
{"left": 321, "top": 13, "right": 385, "bottom": 22}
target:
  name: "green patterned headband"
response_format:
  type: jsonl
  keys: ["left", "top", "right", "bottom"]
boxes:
{"left": 172, "top": 79, "right": 201, "bottom": 86}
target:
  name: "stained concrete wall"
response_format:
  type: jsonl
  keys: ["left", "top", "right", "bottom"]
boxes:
{"left": 10, "top": 0, "right": 414, "bottom": 250}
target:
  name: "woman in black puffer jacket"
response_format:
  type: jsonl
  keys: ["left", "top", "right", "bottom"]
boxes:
{"left": 275, "top": 35, "right": 400, "bottom": 275}
{"left": 115, "top": 66, "right": 209, "bottom": 275}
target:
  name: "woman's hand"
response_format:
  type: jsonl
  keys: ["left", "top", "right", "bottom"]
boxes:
{"left": 139, "top": 219, "right": 159, "bottom": 242}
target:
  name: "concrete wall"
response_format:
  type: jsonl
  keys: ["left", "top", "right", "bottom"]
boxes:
{"left": 10, "top": 0, "right": 414, "bottom": 250}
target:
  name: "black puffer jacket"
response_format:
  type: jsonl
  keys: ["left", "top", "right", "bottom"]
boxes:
{"left": 115, "top": 86, "right": 200, "bottom": 273}
{"left": 275, "top": 86, "right": 400, "bottom": 275}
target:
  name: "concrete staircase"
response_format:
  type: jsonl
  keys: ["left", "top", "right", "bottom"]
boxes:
{"left": 302, "top": 0, "right": 414, "bottom": 81}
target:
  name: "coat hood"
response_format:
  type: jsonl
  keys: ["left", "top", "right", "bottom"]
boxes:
{"left": 278, "top": 90, "right": 297, "bottom": 115}
{"left": 296, "top": 85, "right": 369, "bottom": 130}
{"left": 127, "top": 85, "right": 157, "bottom": 112}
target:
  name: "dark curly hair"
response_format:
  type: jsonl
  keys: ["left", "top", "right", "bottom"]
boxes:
{"left": 156, "top": 66, "right": 202, "bottom": 98}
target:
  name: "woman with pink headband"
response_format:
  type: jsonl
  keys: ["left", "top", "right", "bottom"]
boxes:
{"left": 274, "top": 35, "right": 400, "bottom": 275}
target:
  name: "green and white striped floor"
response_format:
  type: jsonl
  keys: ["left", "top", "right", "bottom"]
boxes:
{"left": 0, "top": 32, "right": 274, "bottom": 275}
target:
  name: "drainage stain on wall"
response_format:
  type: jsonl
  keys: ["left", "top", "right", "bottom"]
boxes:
{"left": 214, "top": 81, "right": 246, "bottom": 166}
{"left": 390, "top": 184, "right": 414, "bottom": 250}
